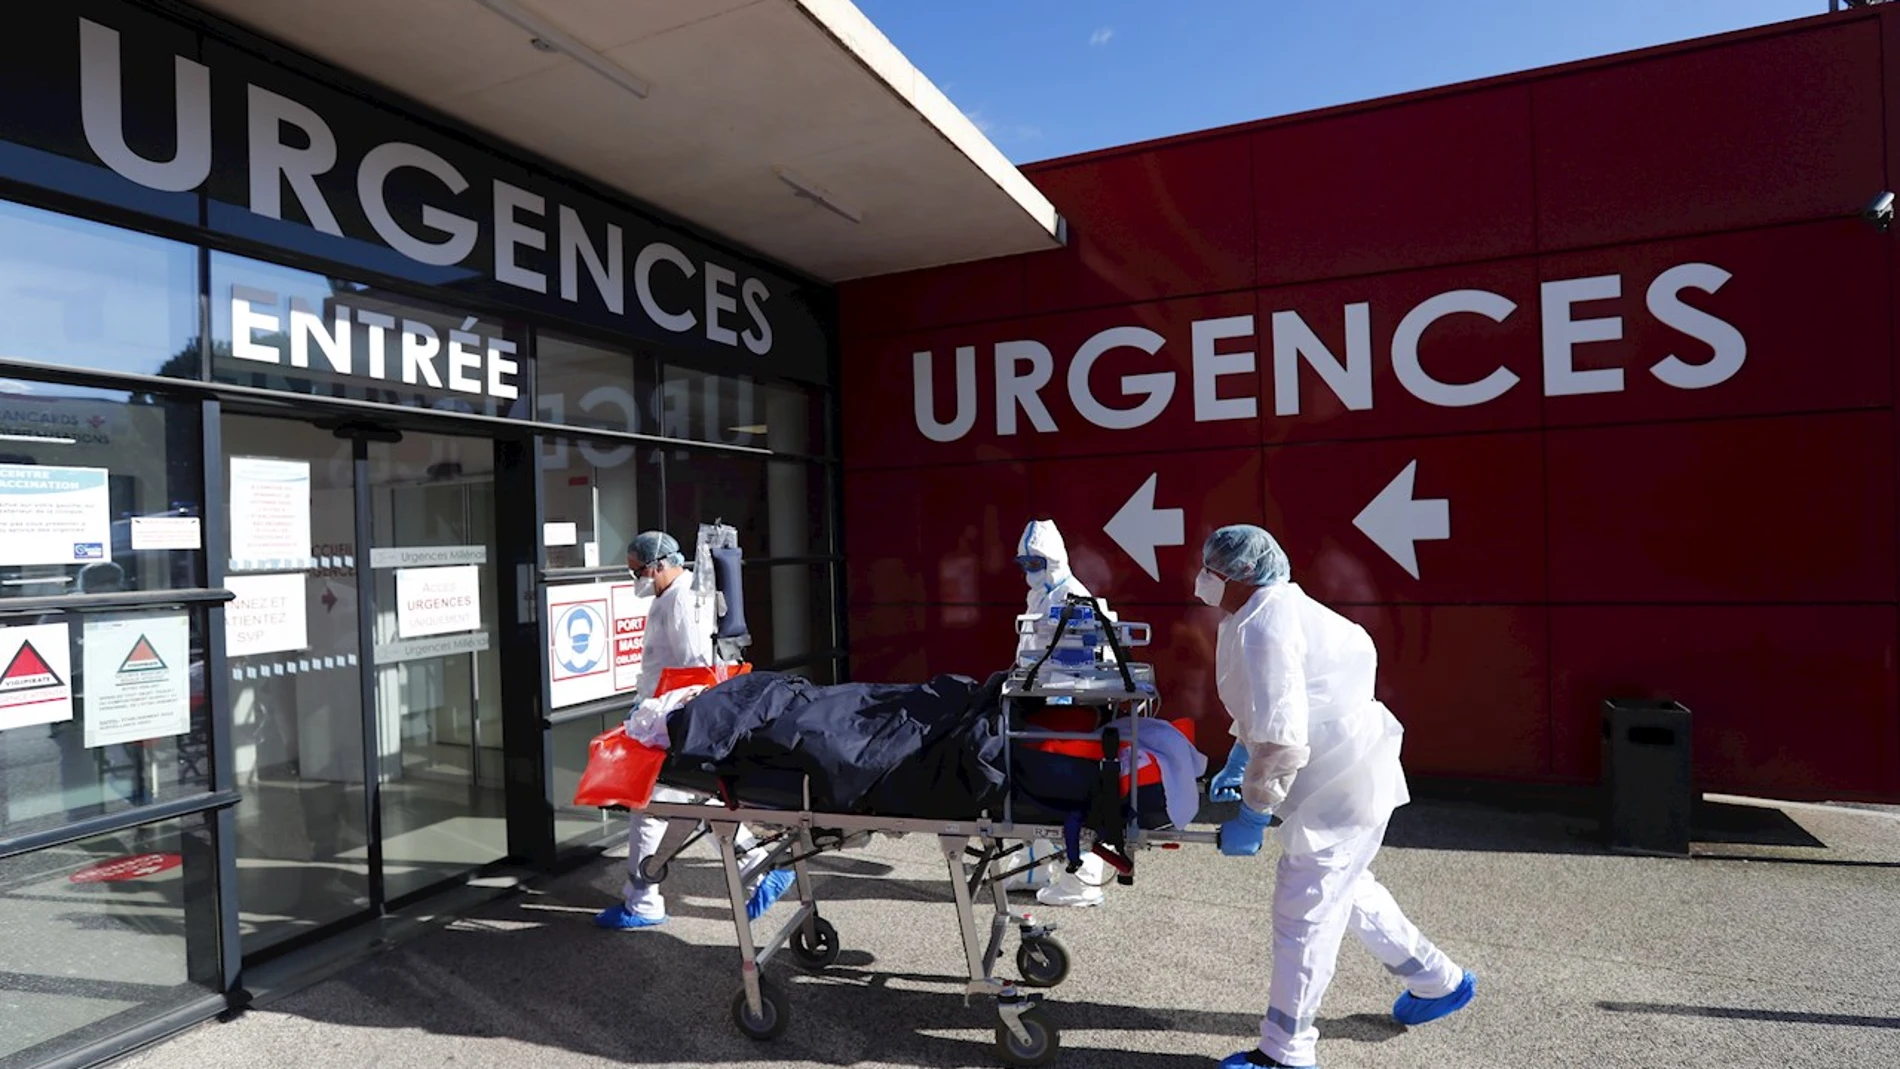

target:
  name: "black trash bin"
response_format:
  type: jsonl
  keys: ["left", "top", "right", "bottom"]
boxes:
{"left": 1600, "top": 698, "right": 1693, "bottom": 857}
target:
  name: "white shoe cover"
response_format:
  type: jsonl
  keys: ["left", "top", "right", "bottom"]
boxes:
{"left": 1035, "top": 853, "right": 1108, "bottom": 907}
{"left": 1000, "top": 839, "right": 1060, "bottom": 891}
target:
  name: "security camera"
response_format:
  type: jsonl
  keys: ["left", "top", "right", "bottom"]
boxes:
{"left": 1863, "top": 190, "right": 1894, "bottom": 232}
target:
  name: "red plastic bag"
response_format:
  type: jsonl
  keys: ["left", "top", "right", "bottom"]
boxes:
{"left": 571, "top": 662, "right": 753, "bottom": 810}
{"left": 656, "top": 661, "right": 751, "bottom": 696}
{"left": 572, "top": 729, "right": 668, "bottom": 810}
{"left": 1022, "top": 706, "right": 1198, "bottom": 795}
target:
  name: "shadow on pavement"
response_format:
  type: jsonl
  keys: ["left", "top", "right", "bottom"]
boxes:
{"left": 1599, "top": 1002, "right": 1900, "bottom": 1030}
{"left": 1315, "top": 1013, "right": 1407, "bottom": 1044}
{"left": 247, "top": 890, "right": 1258, "bottom": 1067}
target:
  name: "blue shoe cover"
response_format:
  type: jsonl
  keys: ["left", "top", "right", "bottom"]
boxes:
{"left": 1393, "top": 969, "right": 1477, "bottom": 1025}
{"left": 746, "top": 869, "right": 796, "bottom": 921}
{"left": 593, "top": 904, "right": 667, "bottom": 930}
{"left": 1219, "top": 1050, "right": 1310, "bottom": 1068}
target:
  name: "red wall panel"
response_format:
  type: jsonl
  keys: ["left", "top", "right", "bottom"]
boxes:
{"left": 839, "top": 256, "right": 1026, "bottom": 340}
{"left": 1538, "top": 220, "right": 1890, "bottom": 429}
{"left": 1549, "top": 605, "right": 1900, "bottom": 799}
{"left": 838, "top": 8, "right": 1900, "bottom": 799}
{"left": 1546, "top": 412, "right": 1897, "bottom": 604}
{"left": 1262, "top": 432, "right": 1548, "bottom": 604}
{"left": 848, "top": 604, "right": 1001, "bottom": 684}
{"left": 1533, "top": 22, "right": 1884, "bottom": 250}
{"left": 1254, "top": 86, "right": 1536, "bottom": 286}
{"left": 1022, "top": 137, "right": 1255, "bottom": 313}
{"left": 1340, "top": 604, "right": 1551, "bottom": 780}
{"left": 842, "top": 462, "right": 1032, "bottom": 607}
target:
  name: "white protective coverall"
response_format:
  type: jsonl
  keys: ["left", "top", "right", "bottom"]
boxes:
{"left": 1006, "top": 519, "right": 1113, "bottom": 907}
{"left": 621, "top": 570, "right": 768, "bottom": 919}
{"left": 1218, "top": 581, "right": 1465, "bottom": 1066}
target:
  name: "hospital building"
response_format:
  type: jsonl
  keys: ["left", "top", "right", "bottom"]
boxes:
{"left": 2, "top": 2, "right": 1895, "bottom": 1067}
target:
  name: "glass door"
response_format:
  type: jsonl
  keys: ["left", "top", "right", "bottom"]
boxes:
{"left": 223, "top": 415, "right": 509, "bottom": 953}
{"left": 364, "top": 431, "right": 506, "bottom": 903}
{"left": 221, "top": 415, "right": 371, "bottom": 956}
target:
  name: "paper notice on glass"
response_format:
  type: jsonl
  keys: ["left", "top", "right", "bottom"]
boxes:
{"left": 396, "top": 565, "right": 482, "bottom": 638}
{"left": 0, "top": 621, "right": 73, "bottom": 731}
{"left": 543, "top": 521, "right": 578, "bottom": 547}
{"left": 83, "top": 614, "right": 191, "bottom": 747}
{"left": 130, "top": 516, "right": 202, "bottom": 551}
{"left": 229, "top": 457, "right": 312, "bottom": 566}
{"left": 224, "top": 573, "right": 309, "bottom": 657}
{"left": 0, "top": 464, "right": 111, "bottom": 567}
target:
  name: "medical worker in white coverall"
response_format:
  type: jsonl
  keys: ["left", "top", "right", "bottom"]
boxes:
{"left": 593, "top": 531, "right": 795, "bottom": 930}
{"left": 1198, "top": 524, "right": 1476, "bottom": 1069}
{"left": 1006, "top": 519, "right": 1114, "bottom": 908}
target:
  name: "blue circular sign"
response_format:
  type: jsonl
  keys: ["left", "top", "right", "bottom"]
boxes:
{"left": 553, "top": 603, "right": 608, "bottom": 676}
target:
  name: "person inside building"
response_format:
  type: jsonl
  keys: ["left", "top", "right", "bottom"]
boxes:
{"left": 593, "top": 530, "right": 796, "bottom": 930}
{"left": 1197, "top": 524, "right": 1477, "bottom": 1069}
{"left": 1004, "top": 518, "right": 1116, "bottom": 909}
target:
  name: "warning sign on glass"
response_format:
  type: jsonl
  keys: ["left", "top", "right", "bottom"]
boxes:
{"left": 0, "top": 622, "right": 73, "bottom": 732}
{"left": 83, "top": 614, "right": 191, "bottom": 748}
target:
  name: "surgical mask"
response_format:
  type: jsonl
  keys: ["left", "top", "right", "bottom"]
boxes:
{"left": 633, "top": 577, "right": 656, "bottom": 598}
{"left": 1194, "top": 568, "right": 1226, "bottom": 608}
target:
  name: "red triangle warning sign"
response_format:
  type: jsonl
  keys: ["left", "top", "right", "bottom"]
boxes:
{"left": 0, "top": 640, "right": 64, "bottom": 693}
{"left": 118, "top": 635, "right": 167, "bottom": 674}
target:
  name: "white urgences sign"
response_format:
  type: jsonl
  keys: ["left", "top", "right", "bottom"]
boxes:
{"left": 911, "top": 266, "right": 1747, "bottom": 441}
{"left": 396, "top": 565, "right": 482, "bottom": 639}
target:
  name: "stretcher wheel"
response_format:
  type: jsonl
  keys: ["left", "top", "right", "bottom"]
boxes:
{"left": 790, "top": 917, "right": 841, "bottom": 971}
{"left": 730, "top": 980, "right": 789, "bottom": 1040}
{"left": 1015, "top": 935, "right": 1070, "bottom": 988}
{"left": 636, "top": 856, "right": 669, "bottom": 884}
{"left": 995, "top": 1007, "right": 1058, "bottom": 1067}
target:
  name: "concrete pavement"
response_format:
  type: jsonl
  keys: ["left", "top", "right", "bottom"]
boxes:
{"left": 112, "top": 792, "right": 1900, "bottom": 1069}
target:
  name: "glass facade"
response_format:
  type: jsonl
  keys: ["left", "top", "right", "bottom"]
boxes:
{"left": 0, "top": 81, "right": 837, "bottom": 1069}
{"left": 0, "top": 3, "right": 840, "bottom": 1062}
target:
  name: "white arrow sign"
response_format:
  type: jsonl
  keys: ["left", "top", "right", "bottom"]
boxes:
{"left": 1352, "top": 460, "right": 1450, "bottom": 580}
{"left": 1105, "top": 472, "right": 1185, "bottom": 582}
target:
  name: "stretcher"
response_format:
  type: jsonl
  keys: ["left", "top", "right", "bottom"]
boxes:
{"left": 584, "top": 599, "right": 1215, "bottom": 1068}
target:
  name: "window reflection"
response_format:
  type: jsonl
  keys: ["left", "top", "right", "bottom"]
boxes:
{"left": 539, "top": 437, "right": 662, "bottom": 571}
{"left": 660, "top": 366, "right": 823, "bottom": 455}
{"left": 535, "top": 333, "right": 654, "bottom": 434}
{"left": 0, "top": 813, "right": 221, "bottom": 1064}
{"left": 0, "top": 199, "right": 199, "bottom": 379}
{"left": 0, "top": 378, "right": 205, "bottom": 600}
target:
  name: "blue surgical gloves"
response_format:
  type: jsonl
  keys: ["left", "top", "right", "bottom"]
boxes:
{"left": 1218, "top": 804, "right": 1274, "bottom": 857}
{"left": 1212, "top": 742, "right": 1271, "bottom": 857}
{"left": 1208, "top": 741, "right": 1249, "bottom": 803}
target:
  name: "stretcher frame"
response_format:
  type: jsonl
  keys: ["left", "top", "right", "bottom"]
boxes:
{"left": 634, "top": 793, "right": 1213, "bottom": 1067}
{"left": 627, "top": 598, "right": 1213, "bottom": 1067}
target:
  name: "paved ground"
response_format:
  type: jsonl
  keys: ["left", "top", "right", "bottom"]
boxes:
{"left": 113, "top": 792, "right": 1900, "bottom": 1069}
